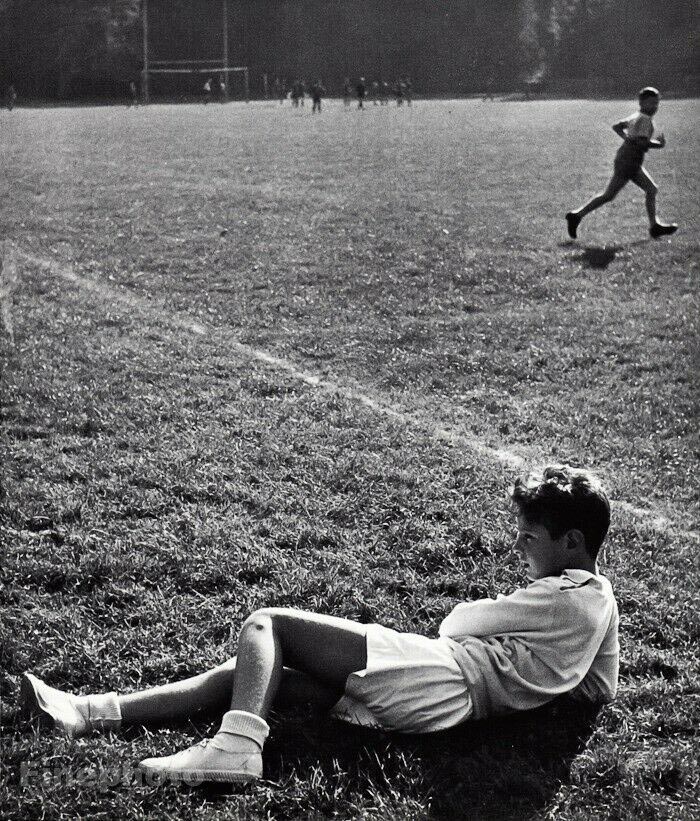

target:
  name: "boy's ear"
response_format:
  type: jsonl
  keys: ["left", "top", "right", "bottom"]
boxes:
{"left": 565, "top": 529, "right": 586, "bottom": 551}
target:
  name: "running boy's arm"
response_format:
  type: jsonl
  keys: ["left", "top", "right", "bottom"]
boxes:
{"left": 646, "top": 133, "right": 666, "bottom": 149}
{"left": 612, "top": 120, "right": 628, "bottom": 139}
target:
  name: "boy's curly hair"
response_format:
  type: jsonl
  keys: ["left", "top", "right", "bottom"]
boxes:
{"left": 510, "top": 465, "right": 610, "bottom": 559}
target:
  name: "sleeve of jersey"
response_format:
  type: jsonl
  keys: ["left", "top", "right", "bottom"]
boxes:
{"left": 438, "top": 582, "right": 555, "bottom": 639}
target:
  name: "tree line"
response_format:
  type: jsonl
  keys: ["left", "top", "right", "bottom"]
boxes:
{"left": 0, "top": 0, "right": 697, "bottom": 101}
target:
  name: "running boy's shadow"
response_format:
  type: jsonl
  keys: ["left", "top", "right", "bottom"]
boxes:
{"left": 260, "top": 696, "right": 601, "bottom": 820}
{"left": 575, "top": 245, "right": 622, "bottom": 269}
{"left": 560, "top": 239, "right": 649, "bottom": 270}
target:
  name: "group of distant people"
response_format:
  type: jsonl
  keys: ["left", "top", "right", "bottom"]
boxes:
{"left": 268, "top": 76, "right": 413, "bottom": 112}
{"left": 203, "top": 75, "right": 228, "bottom": 104}
{"left": 344, "top": 77, "right": 413, "bottom": 108}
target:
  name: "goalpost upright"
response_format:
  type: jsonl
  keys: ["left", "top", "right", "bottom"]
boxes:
{"left": 140, "top": 0, "right": 249, "bottom": 104}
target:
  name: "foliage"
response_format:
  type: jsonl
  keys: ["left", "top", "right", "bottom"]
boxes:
{"left": 0, "top": 0, "right": 697, "bottom": 99}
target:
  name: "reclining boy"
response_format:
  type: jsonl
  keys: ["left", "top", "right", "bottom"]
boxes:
{"left": 21, "top": 464, "right": 619, "bottom": 785}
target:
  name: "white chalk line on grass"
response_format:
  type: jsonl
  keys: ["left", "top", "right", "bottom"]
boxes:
{"left": 19, "top": 250, "right": 699, "bottom": 543}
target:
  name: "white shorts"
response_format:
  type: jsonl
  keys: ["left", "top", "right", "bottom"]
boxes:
{"left": 329, "top": 624, "right": 473, "bottom": 734}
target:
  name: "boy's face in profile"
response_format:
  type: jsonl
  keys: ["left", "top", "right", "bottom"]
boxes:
{"left": 640, "top": 95, "right": 660, "bottom": 116}
{"left": 515, "top": 515, "right": 569, "bottom": 581}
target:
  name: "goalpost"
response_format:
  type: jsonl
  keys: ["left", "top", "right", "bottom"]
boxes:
{"left": 141, "top": 0, "right": 249, "bottom": 103}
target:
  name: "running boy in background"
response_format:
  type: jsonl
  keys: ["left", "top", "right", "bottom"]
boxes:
{"left": 566, "top": 87, "right": 678, "bottom": 239}
{"left": 20, "top": 465, "right": 619, "bottom": 786}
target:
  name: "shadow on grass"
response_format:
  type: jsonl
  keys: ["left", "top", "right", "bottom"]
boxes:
{"left": 250, "top": 697, "right": 599, "bottom": 819}
{"left": 574, "top": 246, "right": 623, "bottom": 269}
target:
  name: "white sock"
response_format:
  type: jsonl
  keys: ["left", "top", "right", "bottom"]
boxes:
{"left": 212, "top": 710, "right": 269, "bottom": 753}
{"left": 75, "top": 692, "right": 122, "bottom": 732}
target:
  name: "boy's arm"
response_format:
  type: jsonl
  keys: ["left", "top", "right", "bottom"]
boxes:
{"left": 438, "top": 583, "right": 553, "bottom": 639}
{"left": 612, "top": 120, "right": 628, "bottom": 139}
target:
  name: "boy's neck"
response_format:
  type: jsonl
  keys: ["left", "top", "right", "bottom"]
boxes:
{"left": 565, "top": 557, "right": 597, "bottom": 575}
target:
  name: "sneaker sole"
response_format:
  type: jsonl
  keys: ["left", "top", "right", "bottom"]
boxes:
{"left": 137, "top": 763, "right": 259, "bottom": 784}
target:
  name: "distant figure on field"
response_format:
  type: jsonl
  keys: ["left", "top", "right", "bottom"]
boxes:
{"left": 218, "top": 75, "right": 226, "bottom": 102}
{"left": 19, "top": 465, "right": 619, "bottom": 787}
{"left": 343, "top": 78, "right": 352, "bottom": 106}
{"left": 395, "top": 79, "right": 404, "bottom": 106}
{"left": 310, "top": 79, "right": 325, "bottom": 113}
{"left": 566, "top": 87, "right": 678, "bottom": 240}
{"left": 5, "top": 84, "right": 17, "bottom": 111}
{"left": 128, "top": 80, "right": 139, "bottom": 106}
{"left": 380, "top": 80, "right": 390, "bottom": 105}
{"left": 404, "top": 77, "right": 413, "bottom": 106}
{"left": 203, "top": 77, "right": 213, "bottom": 104}
{"left": 356, "top": 77, "right": 366, "bottom": 109}
{"left": 371, "top": 80, "right": 379, "bottom": 104}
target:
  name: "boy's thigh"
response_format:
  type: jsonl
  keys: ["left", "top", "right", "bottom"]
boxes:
{"left": 630, "top": 167, "right": 657, "bottom": 193}
{"left": 604, "top": 171, "right": 630, "bottom": 197}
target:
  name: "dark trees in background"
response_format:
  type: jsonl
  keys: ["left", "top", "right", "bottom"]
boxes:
{"left": 0, "top": 0, "right": 141, "bottom": 100}
{"left": 0, "top": 0, "right": 697, "bottom": 102}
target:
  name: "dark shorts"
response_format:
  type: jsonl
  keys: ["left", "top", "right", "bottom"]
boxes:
{"left": 614, "top": 144, "right": 645, "bottom": 180}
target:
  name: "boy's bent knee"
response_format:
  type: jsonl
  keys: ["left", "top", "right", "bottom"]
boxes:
{"left": 241, "top": 610, "right": 274, "bottom": 634}
{"left": 241, "top": 607, "right": 296, "bottom": 633}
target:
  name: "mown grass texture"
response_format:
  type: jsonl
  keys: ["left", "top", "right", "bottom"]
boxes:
{"left": 1, "top": 98, "right": 699, "bottom": 819}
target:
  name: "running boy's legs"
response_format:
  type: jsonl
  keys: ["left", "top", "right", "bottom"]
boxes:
{"left": 573, "top": 171, "right": 629, "bottom": 219}
{"left": 630, "top": 166, "right": 657, "bottom": 226}
{"left": 566, "top": 171, "right": 629, "bottom": 237}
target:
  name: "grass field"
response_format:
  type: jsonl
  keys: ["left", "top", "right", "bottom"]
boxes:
{"left": 1, "top": 98, "right": 699, "bottom": 820}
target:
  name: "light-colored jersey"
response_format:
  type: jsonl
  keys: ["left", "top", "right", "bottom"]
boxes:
{"left": 623, "top": 111, "right": 654, "bottom": 142}
{"left": 438, "top": 569, "right": 619, "bottom": 719}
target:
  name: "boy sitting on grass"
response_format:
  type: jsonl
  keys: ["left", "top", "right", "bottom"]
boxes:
{"left": 566, "top": 87, "right": 678, "bottom": 240}
{"left": 20, "top": 465, "right": 619, "bottom": 785}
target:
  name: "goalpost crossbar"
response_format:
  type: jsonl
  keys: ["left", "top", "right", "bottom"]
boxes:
{"left": 141, "top": 0, "right": 249, "bottom": 102}
{"left": 147, "top": 67, "right": 248, "bottom": 74}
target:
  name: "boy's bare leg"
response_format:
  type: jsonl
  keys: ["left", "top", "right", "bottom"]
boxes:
{"left": 633, "top": 168, "right": 678, "bottom": 237}
{"left": 118, "top": 656, "right": 343, "bottom": 726}
{"left": 133, "top": 610, "right": 367, "bottom": 782}
{"left": 575, "top": 173, "right": 628, "bottom": 219}
{"left": 631, "top": 167, "right": 658, "bottom": 227}
{"left": 228, "top": 608, "right": 367, "bottom": 718}
{"left": 567, "top": 173, "right": 628, "bottom": 237}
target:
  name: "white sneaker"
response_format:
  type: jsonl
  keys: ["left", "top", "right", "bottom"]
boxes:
{"left": 20, "top": 673, "right": 89, "bottom": 738}
{"left": 138, "top": 733, "right": 263, "bottom": 784}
